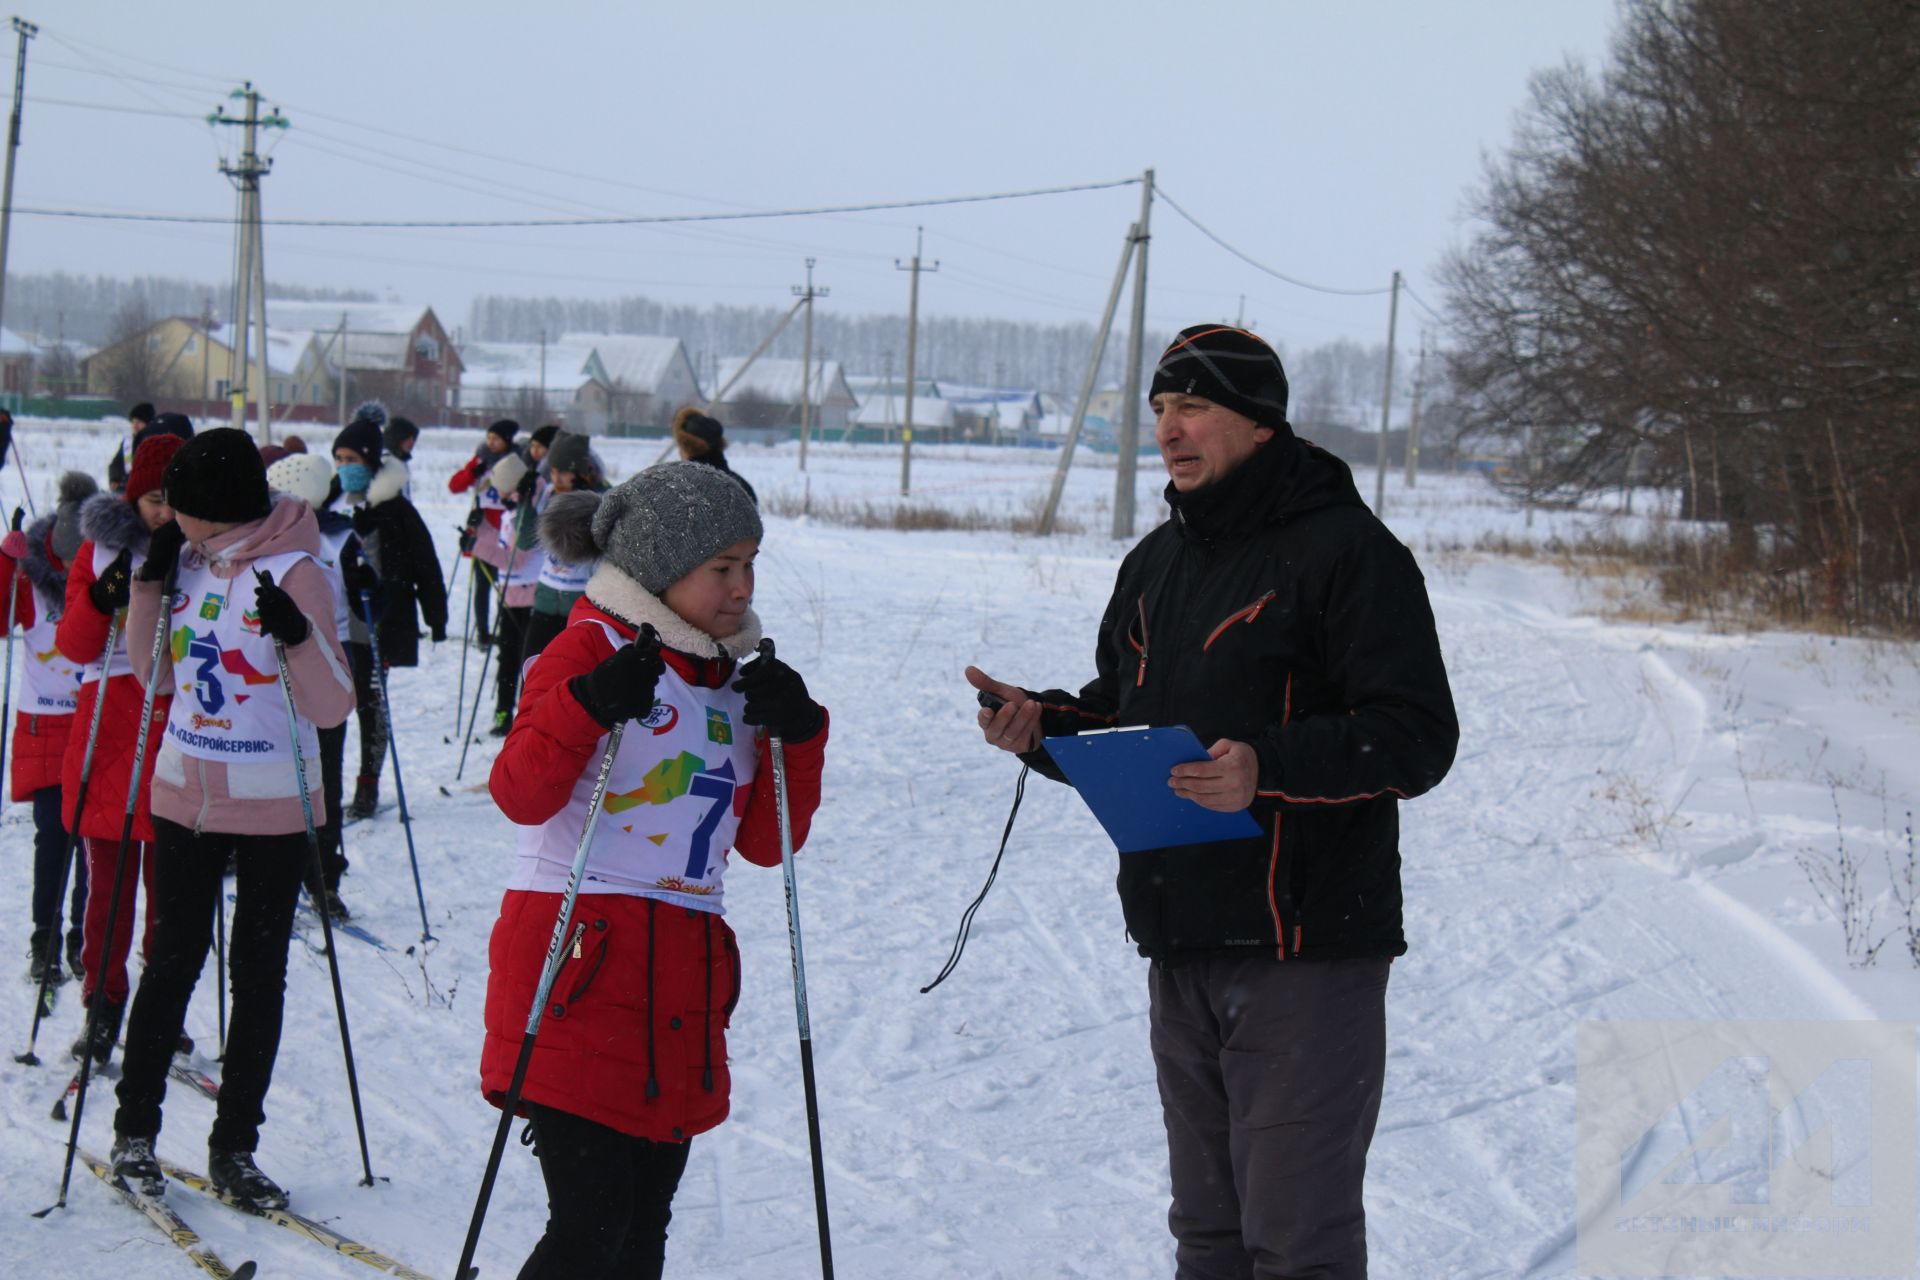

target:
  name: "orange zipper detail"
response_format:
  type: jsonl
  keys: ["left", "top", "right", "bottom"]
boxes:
{"left": 1202, "top": 590, "right": 1277, "bottom": 652}
{"left": 1134, "top": 595, "right": 1149, "bottom": 688}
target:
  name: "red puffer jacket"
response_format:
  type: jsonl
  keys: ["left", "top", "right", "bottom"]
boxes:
{"left": 480, "top": 586, "right": 827, "bottom": 1142}
{"left": 56, "top": 496, "right": 170, "bottom": 842}
{"left": 1, "top": 521, "right": 74, "bottom": 799}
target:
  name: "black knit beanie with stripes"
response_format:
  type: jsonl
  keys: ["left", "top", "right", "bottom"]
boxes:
{"left": 1149, "top": 324, "right": 1290, "bottom": 430}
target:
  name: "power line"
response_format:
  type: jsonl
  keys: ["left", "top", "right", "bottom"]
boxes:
{"left": 25, "top": 94, "right": 202, "bottom": 120}
{"left": 14, "top": 175, "right": 1142, "bottom": 230}
{"left": 1400, "top": 279, "right": 1447, "bottom": 325}
{"left": 1152, "top": 182, "right": 1393, "bottom": 298}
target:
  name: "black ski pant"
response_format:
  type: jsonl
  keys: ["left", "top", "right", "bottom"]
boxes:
{"left": 1149, "top": 955, "right": 1390, "bottom": 1280}
{"left": 115, "top": 817, "right": 307, "bottom": 1154}
{"left": 29, "top": 785, "right": 86, "bottom": 953}
{"left": 315, "top": 720, "right": 348, "bottom": 892}
{"left": 495, "top": 605, "right": 531, "bottom": 720}
{"left": 471, "top": 561, "right": 495, "bottom": 641}
{"left": 516, "top": 1101, "right": 692, "bottom": 1280}
{"left": 522, "top": 608, "right": 567, "bottom": 668}
{"left": 348, "top": 640, "right": 386, "bottom": 785}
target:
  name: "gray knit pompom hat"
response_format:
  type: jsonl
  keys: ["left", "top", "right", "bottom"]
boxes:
{"left": 591, "top": 461, "right": 763, "bottom": 594}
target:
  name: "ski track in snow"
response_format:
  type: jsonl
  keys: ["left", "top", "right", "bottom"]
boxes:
{"left": 0, "top": 424, "right": 1909, "bottom": 1278}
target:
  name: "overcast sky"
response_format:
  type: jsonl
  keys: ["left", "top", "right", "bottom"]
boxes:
{"left": 9, "top": 0, "right": 1618, "bottom": 357}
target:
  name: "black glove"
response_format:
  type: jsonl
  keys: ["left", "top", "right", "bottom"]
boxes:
{"left": 88, "top": 549, "right": 133, "bottom": 613}
{"left": 429, "top": 622, "right": 448, "bottom": 644}
{"left": 343, "top": 550, "right": 381, "bottom": 612}
{"left": 251, "top": 570, "right": 310, "bottom": 646}
{"left": 570, "top": 625, "right": 665, "bottom": 729}
{"left": 457, "top": 525, "right": 477, "bottom": 555}
{"left": 733, "top": 643, "right": 823, "bottom": 743}
{"left": 9, "top": 507, "right": 23, "bottom": 533}
{"left": 516, "top": 468, "right": 538, "bottom": 505}
{"left": 137, "top": 521, "right": 187, "bottom": 583}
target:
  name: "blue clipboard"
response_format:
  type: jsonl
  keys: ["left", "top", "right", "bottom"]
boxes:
{"left": 1042, "top": 725, "right": 1263, "bottom": 853}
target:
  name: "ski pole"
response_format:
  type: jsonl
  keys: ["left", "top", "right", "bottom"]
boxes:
{"left": 451, "top": 540, "right": 521, "bottom": 783}
{"left": 44, "top": 561, "right": 174, "bottom": 1216}
{"left": 447, "top": 493, "right": 480, "bottom": 739}
{"left": 11, "top": 440, "right": 36, "bottom": 519}
{"left": 758, "top": 638, "right": 835, "bottom": 1279}
{"left": 456, "top": 717, "right": 628, "bottom": 1280}
{"left": 13, "top": 609, "right": 119, "bottom": 1065}
{"left": 359, "top": 587, "right": 434, "bottom": 942}
{"left": 214, "top": 881, "right": 228, "bottom": 1059}
{"left": 255, "top": 567, "right": 380, "bottom": 1188}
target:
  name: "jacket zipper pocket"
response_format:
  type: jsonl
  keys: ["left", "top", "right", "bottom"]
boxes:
{"left": 1203, "top": 590, "right": 1277, "bottom": 652}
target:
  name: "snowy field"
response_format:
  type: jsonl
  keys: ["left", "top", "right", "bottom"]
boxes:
{"left": 0, "top": 418, "right": 1915, "bottom": 1279}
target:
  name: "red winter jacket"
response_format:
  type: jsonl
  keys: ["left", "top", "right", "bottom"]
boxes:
{"left": 1, "top": 525, "right": 75, "bottom": 799}
{"left": 448, "top": 454, "right": 505, "bottom": 530}
{"left": 480, "top": 587, "right": 827, "bottom": 1142}
{"left": 57, "top": 497, "right": 170, "bottom": 842}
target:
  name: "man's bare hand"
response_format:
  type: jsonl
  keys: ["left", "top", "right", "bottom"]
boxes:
{"left": 965, "top": 665, "right": 1042, "bottom": 755}
{"left": 1169, "top": 739, "right": 1258, "bottom": 812}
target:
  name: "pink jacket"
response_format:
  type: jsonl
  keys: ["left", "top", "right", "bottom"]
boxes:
{"left": 128, "top": 497, "right": 356, "bottom": 836}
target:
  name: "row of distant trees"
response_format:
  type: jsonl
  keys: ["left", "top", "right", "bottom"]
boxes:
{"left": 1442, "top": 0, "right": 1918, "bottom": 628}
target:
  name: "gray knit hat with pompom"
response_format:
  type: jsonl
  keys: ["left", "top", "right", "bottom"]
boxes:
{"left": 590, "top": 461, "right": 762, "bottom": 594}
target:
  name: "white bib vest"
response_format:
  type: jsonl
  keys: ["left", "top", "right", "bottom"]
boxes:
{"left": 81, "top": 541, "right": 147, "bottom": 684}
{"left": 314, "top": 522, "right": 353, "bottom": 638}
{"left": 501, "top": 508, "right": 545, "bottom": 590}
{"left": 21, "top": 607, "right": 81, "bottom": 715}
{"left": 511, "top": 621, "right": 759, "bottom": 915}
{"left": 537, "top": 552, "right": 593, "bottom": 595}
{"left": 162, "top": 548, "right": 320, "bottom": 766}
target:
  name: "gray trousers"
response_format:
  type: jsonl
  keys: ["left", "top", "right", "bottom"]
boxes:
{"left": 1149, "top": 955, "right": 1391, "bottom": 1280}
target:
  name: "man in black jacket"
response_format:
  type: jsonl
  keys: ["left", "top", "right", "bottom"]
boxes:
{"left": 968, "top": 324, "right": 1457, "bottom": 1279}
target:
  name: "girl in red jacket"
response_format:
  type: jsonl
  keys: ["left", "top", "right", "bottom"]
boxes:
{"left": 482, "top": 461, "right": 827, "bottom": 1280}
{"left": 56, "top": 433, "right": 185, "bottom": 1063}
{"left": 0, "top": 472, "right": 98, "bottom": 985}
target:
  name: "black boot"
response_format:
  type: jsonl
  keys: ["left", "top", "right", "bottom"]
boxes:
{"left": 110, "top": 1133, "right": 165, "bottom": 1198}
{"left": 27, "top": 929, "right": 64, "bottom": 986}
{"left": 70, "top": 997, "right": 125, "bottom": 1066}
{"left": 65, "top": 927, "right": 85, "bottom": 984}
{"left": 209, "top": 1148, "right": 289, "bottom": 1210}
{"left": 346, "top": 776, "right": 378, "bottom": 821}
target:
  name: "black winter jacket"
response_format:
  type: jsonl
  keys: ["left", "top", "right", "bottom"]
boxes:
{"left": 329, "top": 458, "right": 448, "bottom": 668}
{"left": 1020, "top": 432, "right": 1457, "bottom": 964}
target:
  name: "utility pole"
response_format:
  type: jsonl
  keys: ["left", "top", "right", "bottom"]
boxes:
{"left": 335, "top": 312, "right": 347, "bottom": 426}
{"left": 792, "top": 258, "right": 828, "bottom": 471}
{"left": 0, "top": 17, "right": 37, "bottom": 387}
{"left": 538, "top": 327, "right": 548, "bottom": 418}
{"left": 895, "top": 227, "right": 937, "bottom": 496}
{"left": 1404, "top": 331, "right": 1428, "bottom": 490}
{"left": 212, "top": 83, "right": 288, "bottom": 441}
{"left": 1372, "top": 270, "right": 1401, "bottom": 517}
{"left": 1112, "top": 167, "right": 1153, "bottom": 540}
{"left": 1040, "top": 220, "right": 1137, "bottom": 537}
{"left": 199, "top": 296, "right": 214, "bottom": 410}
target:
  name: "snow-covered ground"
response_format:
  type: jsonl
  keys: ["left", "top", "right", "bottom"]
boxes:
{"left": 0, "top": 419, "right": 1913, "bottom": 1278}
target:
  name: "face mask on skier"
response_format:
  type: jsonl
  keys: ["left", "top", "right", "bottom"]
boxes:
{"left": 337, "top": 463, "right": 372, "bottom": 494}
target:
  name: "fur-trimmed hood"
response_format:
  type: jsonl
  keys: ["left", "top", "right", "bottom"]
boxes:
{"left": 364, "top": 456, "right": 411, "bottom": 509}
{"left": 78, "top": 490, "right": 150, "bottom": 558}
{"left": 19, "top": 514, "right": 67, "bottom": 617}
{"left": 582, "top": 561, "right": 761, "bottom": 661}
{"left": 538, "top": 490, "right": 602, "bottom": 566}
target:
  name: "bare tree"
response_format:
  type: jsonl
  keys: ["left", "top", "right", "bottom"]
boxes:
{"left": 93, "top": 299, "right": 165, "bottom": 404}
{"left": 1442, "top": 0, "right": 1920, "bottom": 626}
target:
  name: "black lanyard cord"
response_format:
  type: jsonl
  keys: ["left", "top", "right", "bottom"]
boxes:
{"left": 921, "top": 764, "right": 1029, "bottom": 994}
